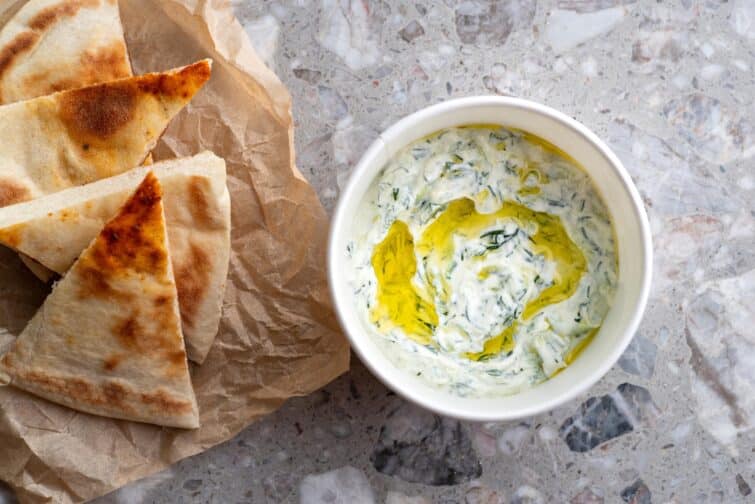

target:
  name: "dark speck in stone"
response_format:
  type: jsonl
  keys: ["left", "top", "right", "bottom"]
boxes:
{"left": 371, "top": 402, "right": 481, "bottom": 485}
{"left": 294, "top": 422, "right": 303, "bottom": 435}
{"left": 736, "top": 474, "right": 752, "bottom": 497}
{"left": 263, "top": 473, "right": 295, "bottom": 501}
{"left": 350, "top": 379, "right": 361, "bottom": 400}
{"left": 399, "top": 20, "right": 425, "bottom": 43}
{"left": 454, "top": 1, "right": 535, "bottom": 46}
{"left": 620, "top": 479, "right": 652, "bottom": 504}
{"left": 559, "top": 383, "right": 657, "bottom": 452}
{"left": 415, "top": 3, "right": 427, "bottom": 15}
{"left": 292, "top": 68, "right": 322, "bottom": 84}
{"left": 571, "top": 487, "right": 605, "bottom": 504}
{"left": 313, "top": 390, "right": 331, "bottom": 406}
{"left": 183, "top": 479, "right": 203, "bottom": 491}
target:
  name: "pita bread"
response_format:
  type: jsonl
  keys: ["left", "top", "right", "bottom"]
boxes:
{"left": 0, "top": 0, "right": 136, "bottom": 282}
{"left": 0, "top": 151, "right": 230, "bottom": 363}
{"left": 0, "top": 172, "right": 200, "bottom": 428}
{"left": 0, "top": 0, "right": 132, "bottom": 104}
{"left": 0, "top": 59, "right": 211, "bottom": 207}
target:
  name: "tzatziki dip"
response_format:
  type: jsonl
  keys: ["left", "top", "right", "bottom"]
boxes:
{"left": 346, "top": 126, "right": 618, "bottom": 397}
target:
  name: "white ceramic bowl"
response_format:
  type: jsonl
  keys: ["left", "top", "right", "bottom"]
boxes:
{"left": 328, "top": 96, "right": 652, "bottom": 421}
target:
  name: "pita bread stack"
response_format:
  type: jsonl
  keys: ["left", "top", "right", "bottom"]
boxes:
{"left": 0, "top": 152, "right": 231, "bottom": 363}
{"left": 0, "top": 0, "right": 135, "bottom": 281}
{"left": 0, "top": 173, "right": 200, "bottom": 428}
{"left": 0, "top": 0, "right": 233, "bottom": 428}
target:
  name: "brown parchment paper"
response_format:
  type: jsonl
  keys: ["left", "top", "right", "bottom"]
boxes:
{"left": 0, "top": 1, "right": 351, "bottom": 502}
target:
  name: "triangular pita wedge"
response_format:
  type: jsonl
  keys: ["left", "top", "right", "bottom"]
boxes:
{"left": 0, "top": 152, "right": 230, "bottom": 363}
{"left": 0, "top": 59, "right": 211, "bottom": 207}
{"left": 0, "top": 172, "right": 199, "bottom": 428}
{"left": 0, "top": 0, "right": 132, "bottom": 104}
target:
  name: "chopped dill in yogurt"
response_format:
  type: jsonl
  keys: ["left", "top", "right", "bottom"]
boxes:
{"left": 347, "top": 126, "right": 618, "bottom": 397}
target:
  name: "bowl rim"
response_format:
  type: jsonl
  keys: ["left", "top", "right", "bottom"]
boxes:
{"left": 327, "top": 95, "right": 653, "bottom": 421}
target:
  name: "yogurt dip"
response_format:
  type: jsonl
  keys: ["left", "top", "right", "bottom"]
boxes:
{"left": 346, "top": 126, "right": 618, "bottom": 397}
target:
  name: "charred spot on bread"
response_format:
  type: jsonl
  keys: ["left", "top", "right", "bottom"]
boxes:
{"left": 103, "top": 355, "right": 121, "bottom": 371}
{"left": 101, "top": 380, "right": 127, "bottom": 405}
{"left": 187, "top": 176, "right": 224, "bottom": 229}
{"left": 114, "top": 315, "right": 141, "bottom": 350}
{"left": 174, "top": 243, "right": 211, "bottom": 329}
{"left": 58, "top": 80, "right": 137, "bottom": 140}
{"left": 16, "top": 370, "right": 194, "bottom": 416}
{"left": 83, "top": 173, "right": 168, "bottom": 275}
{"left": 168, "top": 350, "right": 187, "bottom": 368}
{"left": 111, "top": 303, "right": 186, "bottom": 377}
{"left": 136, "top": 60, "right": 211, "bottom": 98}
{"left": 27, "top": 0, "right": 100, "bottom": 32}
{"left": 153, "top": 295, "right": 170, "bottom": 307}
{"left": 0, "top": 178, "right": 31, "bottom": 207}
{"left": 25, "top": 41, "right": 131, "bottom": 97}
{"left": 138, "top": 388, "right": 194, "bottom": 415}
{"left": 0, "top": 223, "right": 25, "bottom": 248}
{"left": 76, "top": 264, "right": 133, "bottom": 301}
{"left": 0, "top": 32, "right": 39, "bottom": 89}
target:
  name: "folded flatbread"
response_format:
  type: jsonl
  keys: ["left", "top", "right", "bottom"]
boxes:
{"left": 0, "top": 0, "right": 132, "bottom": 104}
{"left": 0, "top": 59, "right": 211, "bottom": 208}
{"left": 0, "top": 172, "right": 200, "bottom": 428}
{"left": 0, "top": 152, "right": 230, "bottom": 363}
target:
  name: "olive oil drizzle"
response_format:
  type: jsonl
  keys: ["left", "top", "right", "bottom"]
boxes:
{"left": 371, "top": 197, "right": 587, "bottom": 361}
{"left": 370, "top": 220, "right": 438, "bottom": 344}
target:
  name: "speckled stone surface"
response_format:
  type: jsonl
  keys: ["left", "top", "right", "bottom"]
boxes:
{"left": 2, "top": 0, "right": 754, "bottom": 502}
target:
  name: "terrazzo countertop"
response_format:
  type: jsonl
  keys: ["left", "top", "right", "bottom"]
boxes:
{"left": 3, "top": 0, "right": 753, "bottom": 502}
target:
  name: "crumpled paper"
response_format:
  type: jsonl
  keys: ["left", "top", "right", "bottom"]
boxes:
{"left": 0, "top": 1, "right": 350, "bottom": 502}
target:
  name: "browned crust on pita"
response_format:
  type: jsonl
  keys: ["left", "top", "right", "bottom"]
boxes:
{"left": 187, "top": 175, "right": 225, "bottom": 229}
{"left": 57, "top": 60, "right": 211, "bottom": 147}
{"left": 0, "top": 0, "right": 105, "bottom": 102}
{"left": 112, "top": 310, "right": 186, "bottom": 372}
{"left": 80, "top": 172, "right": 168, "bottom": 276}
{"left": 76, "top": 265, "right": 133, "bottom": 301}
{"left": 59, "top": 81, "right": 136, "bottom": 139}
{"left": 103, "top": 354, "right": 121, "bottom": 371}
{"left": 0, "top": 365, "right": 195, "bottom": 418}
{"left": 27, "top": 0, "right": 100, "bottom": 32}
{"left": 174, "top": 242, "right": 211, "bottom": 329}
{"left": 24, "top": 40, "right": 132, "bottom": 95}
{"left": 136, "top": 61, "right": 212, "bottom": 99}
{"left": 0, "top": 177, "right": 31, "bottom": 207}
{"left": 0, "top": 222, "right": 24, "bottom": 248}
{"left": 75, "top": 174, "right": 166, "bottom": 299}
{"left": 0, "top": 31, "right": 38, "bottom": 89}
